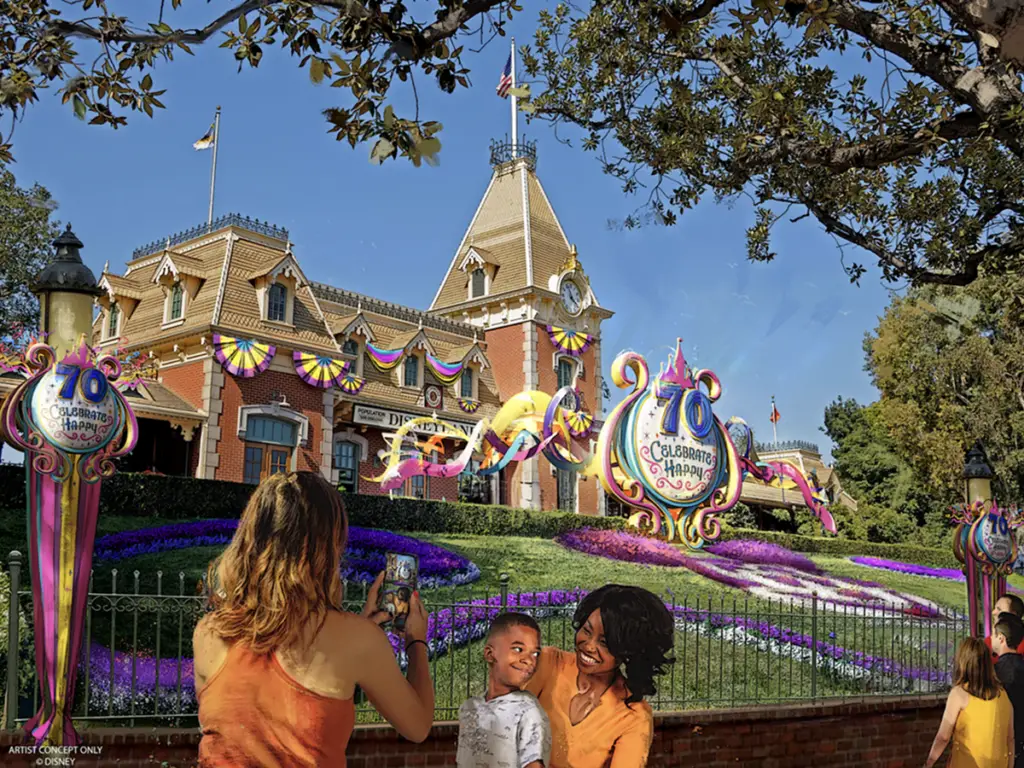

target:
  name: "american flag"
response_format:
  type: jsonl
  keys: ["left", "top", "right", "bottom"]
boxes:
{"left": 496, "top": 54, "right": 513, "bottom": 98}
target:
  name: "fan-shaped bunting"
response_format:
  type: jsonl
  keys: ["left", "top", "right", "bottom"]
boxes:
{"left": 213, "top": 334, "right": 276, "bottom": 378}
{"left": 457, "top": 398, "right": 480, "bottom": 414}
{"left": 338, "top": 372, "right": 366, "bottom": 394}
{"left": 546, "top": 326, "right": 594, "bottom": 356}
{"left": 565, "top": 409, "right": 594, "bottom": 439}
{"left": 293, "top": 351, "right": 350, "bottom": 388}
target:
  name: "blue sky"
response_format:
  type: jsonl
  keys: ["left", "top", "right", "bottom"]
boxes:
{"left": 10, "top": 5, "right": 895, "bottom": 460}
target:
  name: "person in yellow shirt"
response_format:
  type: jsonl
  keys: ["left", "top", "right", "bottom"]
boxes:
{"left": 924, "top": 636, "right": 1014, "bottom": 768}
{"left": 525, "top": 585, "right": 674, "bottom": 767}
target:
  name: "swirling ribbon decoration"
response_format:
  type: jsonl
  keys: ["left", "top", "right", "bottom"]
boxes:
{"left": 213, "top": 334, "right": 276, "bottom": 378}
{"left": 293, "top": 351, "right": 350, "bottom": 388}
{"left": 0, "top": 342, "right": 138, "bottom": 746}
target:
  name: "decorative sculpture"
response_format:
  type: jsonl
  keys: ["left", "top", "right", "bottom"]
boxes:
{"left": 370, "top": 339, "right": 834, "bottom": 549}
{"left": 953, "top": 500, "right": 1022, "bottom": 638}
{"left": 0, "top": 341, "right": 138, "bottom": 745}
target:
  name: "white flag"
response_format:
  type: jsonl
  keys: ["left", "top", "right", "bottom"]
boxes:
{"left": 193, "top": 123, "right": 215, "bottom": 151}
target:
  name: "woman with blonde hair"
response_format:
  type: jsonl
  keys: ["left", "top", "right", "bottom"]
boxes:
{"left": 925, "top": 636, "right": 1014, "bottom": 768}
{"left": 193, "top": 472, "right": 435, "bottom": 766}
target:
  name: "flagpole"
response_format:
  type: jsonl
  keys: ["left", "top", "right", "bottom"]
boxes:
{"left": 207, "top": 106, "right": 221, "bottom": 228}
{"left": 771, "top": 395, "right": 778, "bottom": 444}
{"left": 510, "top": 39, "right": 518, "bottom": 155}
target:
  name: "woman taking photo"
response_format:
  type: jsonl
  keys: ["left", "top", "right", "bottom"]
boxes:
{"left": 525, "top": 584, "right": 675, "bottom": 767}
{"left": 924, "top": 636, "right": 1014, "bottom": 768}
{"left": 192, "top": 472, "right": 435, "bottom": 767}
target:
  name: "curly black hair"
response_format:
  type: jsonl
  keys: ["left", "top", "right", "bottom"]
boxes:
{"left": 572, "top": 585, "right": 674, "bottom": 704}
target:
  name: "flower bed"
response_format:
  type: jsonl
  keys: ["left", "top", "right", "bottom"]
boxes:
{"left": 556, "top": 528, "right": 947, "bottom": 618}
{"left": 553, "top": 528, "right": 690, "bottom": 567}
{"left": 92, "top": 520, "right": 480, "bottom": 589}
{"left": 849, "top": 556, "right": 965, "bottom": 582}
{"left": 706, "top": 539, "right": 821, "bottom": 574}
{"left": 80, "top": 587, "right": 953, "bottom": 715}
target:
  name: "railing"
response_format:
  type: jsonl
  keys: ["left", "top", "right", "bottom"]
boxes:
{"left": 755, "top": 440, "right": 821, "bottom": 455}
{"left": 2, "top": 552, "right": 963, "bottom": 729}
{"left": 131, "top": 214, "right": 289, "bottom": 259}
{"left": 489, "top": 137, "right": 537, "bottom": 170}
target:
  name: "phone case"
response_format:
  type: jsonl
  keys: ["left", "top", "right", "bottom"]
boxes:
{"left": 379, "top": 552, "right": 418, "bottom": 631}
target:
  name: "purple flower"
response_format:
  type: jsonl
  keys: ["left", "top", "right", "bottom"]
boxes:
{"left": 707, "top": 539, "right": 821, "bottom": 574}
{"left": 850, "top": 556, "right": 965, "bottom": 582}
{"left": 93, "top": 520, "right": 481, "bottom": 589}
{"left": 554, "top": 528, "right": 690, "bottom": 567}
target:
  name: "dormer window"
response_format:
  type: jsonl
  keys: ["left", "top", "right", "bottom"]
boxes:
{"left": 471, "top": 268, "right": 486, "bottom": 299}
{"left": 268, "top": 282, "right": 288, "bottom": 323}
{"left": 167, "top": 282, "right": 185, "bottom": 323}
{"left": 342, "top": 338, "right": 359, "bottom": 356}
{"left": 460, "top": 368, "right": 474, "bottom": 398}
{"left": 403, "top": 355, "right": 420, "bottom": 388}
{"left": 106, "top": 303, "right": 120, "bottom": 339}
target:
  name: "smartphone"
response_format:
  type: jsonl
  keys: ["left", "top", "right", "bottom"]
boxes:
{"left": 379, "top": 552, "right": 419, "bottom": 631}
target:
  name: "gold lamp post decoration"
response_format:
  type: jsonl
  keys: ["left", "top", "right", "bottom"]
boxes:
{"left": 952, "top": 441, "right": 1021, "bottom": 639}
{"left": 33, "top": 225, "right": 104, "bottom": 358}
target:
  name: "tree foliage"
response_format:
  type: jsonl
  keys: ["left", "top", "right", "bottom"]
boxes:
{"left": 866, "top": 274, "right": 1024, "bottom": 503}
{"left": 0, "top": 0, "right": 516, "bottom": 166}
{"left": 0, "top": 170, "right": 59, "bottom": 330}
{"left": 521, "top": 0, "right": 1024, "bottom": 287}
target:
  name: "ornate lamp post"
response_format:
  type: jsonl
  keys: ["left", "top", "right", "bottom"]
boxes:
{"left": 0, "top": 226, "right": 137, "bottom": 746}
{"left": 953, "top": 441, "right": 1018, "bottom": 639}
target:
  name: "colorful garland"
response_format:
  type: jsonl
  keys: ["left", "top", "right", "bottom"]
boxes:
{"left": 425, "top": 352, "right": 464, "bottom": 384}
{"left": 365, "top": 342, "right": 405, "bottom": 372}
{"left": 546, "top": 325, "right": 593, "bottom": 356}
{"left": 212, "top": 334, "right": 275, "bottom": 378}
{"left": 457, "top": 398, "right": 481, "bottom": 414}
{"left": 293, "top": 351, "right": 350, "bottom": 389}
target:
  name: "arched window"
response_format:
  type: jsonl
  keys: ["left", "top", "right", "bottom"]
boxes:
{"left": 268, "top": 282, "right": 288, "bottom": 322}
{"left": 403, "top": 355, "right": 419, "bottom": 388}
{"left": 460, "top": 368, "right": 474, "bottom": 399}
{"left": 169, "top": 282, "right": 184, "bottom": 321}
{"left": 557, "top": 357, "right": 576, "bottom": 407}
{"left": 342, "top": 338, "right": 359, "bottom": 356}
{"left": 471, "top": 268, "right": 486, "bottom": 298}
{"left": 335, "top": 440, "right": 359, "bottom": 493}
{"left": 107, "top": 304, "right": 120, "bottom": 338}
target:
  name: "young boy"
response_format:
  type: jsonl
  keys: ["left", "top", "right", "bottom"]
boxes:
{"left": 994, "top": 612, "right": 1024, "bottom": 768}
{"left": 457, "top": 612, "right": 551, "bottom": 768}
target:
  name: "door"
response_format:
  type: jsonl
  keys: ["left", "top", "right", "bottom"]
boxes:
{"left": 557, "top": 469, "right": 576, "bottom": 512}
{"left": 243, "top": 443, "right": 292, "bottom": 484}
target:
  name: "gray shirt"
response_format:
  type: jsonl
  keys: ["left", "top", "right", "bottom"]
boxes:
{"left": 457, "top": 690, "right": 551, "bottom": 768}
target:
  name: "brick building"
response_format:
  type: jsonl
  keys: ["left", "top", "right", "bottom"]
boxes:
{"left": 79, "top": 141, "right": 614, "bottom": 514}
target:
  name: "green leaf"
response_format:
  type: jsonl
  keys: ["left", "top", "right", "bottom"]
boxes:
{"left": 309, "top": 58, "right": 325, "bottom": 85}
{"left": 141, "top": 74, "right": 152, "bottom": 91}
{"left": 417, "top": 137, "right": 442, "bottom": 158}
{"left": 72, "top": 97, "right": 87, "bottom": 121}
{"left": 519, "top": 101, "right": 538, "bottom": 114}
{"left": 370, "top": 138, "right": 395, "bottom": 165}
{"left": 508, "top": 85, "right": 531, "bottom": 99}
{"left": 383, "top": 105, "right": 395, "bottom": 130}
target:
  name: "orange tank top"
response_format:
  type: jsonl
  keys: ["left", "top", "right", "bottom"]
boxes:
{"left": 198, "top": 642, "right": 355, "bottom": 767}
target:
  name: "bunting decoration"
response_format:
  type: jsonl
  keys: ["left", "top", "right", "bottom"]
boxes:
{"left": 212, "top": 334, "right": 276, "bottom": 378}
{"left": 457, "top": 398, "right": 481, "bottom": 414}
{"left": 338, "top": 371, "right": 366, "bottom": 395}
{"left": 565, "top": 409, "right": 594, "bottom": 439}
{"left": 293, "top": 351, "right": 350, "bottom": 389}
{"left": 366, "top": 342, "right": 405, "bottom": 372}
{"left": 546, "top": 325, "right": 594, "bottom": 356}
{"left": 0, "top": 341, "right": 138, "bottom": 746}
{"left": 425, "top": 352, "right": 465, "bottom": 384}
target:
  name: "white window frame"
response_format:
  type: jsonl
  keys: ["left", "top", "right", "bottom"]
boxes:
{"left": 163, "top": 281, "right": 187, "bottom": 326}
{"left": 267, "top": 282, "right": 289, "bottom": 323}
{"left": 401, "top": 352, "right": 422, "bottom": 390}
{"left": 103, "top": 303, "right": 120, "bottom": 342}
{"left": 459, "top": 366, "right": 477, "bottom": 399}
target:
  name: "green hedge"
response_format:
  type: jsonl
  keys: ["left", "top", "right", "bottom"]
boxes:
{"left": 0, "top": 465, "right": 623, "bottom": 538}
{"left": 718, "top": 525, "right": 960, "bottom": 569}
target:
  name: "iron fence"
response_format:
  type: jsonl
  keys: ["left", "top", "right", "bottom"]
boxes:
{"left": 2, "top": 551, "right": 965, "bottom": 729}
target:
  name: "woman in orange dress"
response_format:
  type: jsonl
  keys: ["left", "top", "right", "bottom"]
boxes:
{"left": 525, "top": 585, "right": 675, "bottom": 767}
{"left": 192, "top": 472, "right": 436, "bottom": 767}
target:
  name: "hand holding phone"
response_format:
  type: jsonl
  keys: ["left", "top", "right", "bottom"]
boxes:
{"left": 378, "top": 552, "right": 419, "bottom": 632}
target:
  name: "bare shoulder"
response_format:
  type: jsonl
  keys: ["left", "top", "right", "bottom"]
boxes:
{"left": 192, "top": 615, "right": 229, "bottom": 683}
{"left": 318, "top": 611, "right": 391, "bottom": 657}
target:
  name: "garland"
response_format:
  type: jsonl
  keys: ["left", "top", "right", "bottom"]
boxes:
{"left": 293, "top": 351, "right": 350, "bottom": 389}
{"left": 365, "top": 342, "right": 405, "bottom": 372}
{"left": 425, "top": 352, "right": 464, "bottom": 384}
{"left": 212, "top": 334, "right": 276, "bottom": 378}
{"left": 546, "top": 325, "right": 593, "bottom": 356}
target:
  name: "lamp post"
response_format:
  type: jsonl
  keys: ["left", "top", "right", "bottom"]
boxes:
{"left": 32, "top": 224, "right": 103, "bottom": 357}
{"left": 0, "top": 224, "right": 137, "bottom": 746}
{"left": 963, "top": 440, "right": 994, "bottom": 505}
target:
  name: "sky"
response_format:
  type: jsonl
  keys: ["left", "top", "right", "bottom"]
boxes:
{"left": 9, "top": 2, "right": 897, "bottom": 462}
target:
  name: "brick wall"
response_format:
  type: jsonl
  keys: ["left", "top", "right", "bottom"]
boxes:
{"left": 216, "top": 370, "right": 325, "bottom": 482}
{"left": 0, "top": 696, "right": 947, "bottom": 767}
{"left": 159, "top": 361, "right": 206, "bottom": 410}
{"left": 483, "top": 324, "right": 527, "bottom": 403}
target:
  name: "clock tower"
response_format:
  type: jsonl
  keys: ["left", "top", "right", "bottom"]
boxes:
{"left": 428, "top": 139, "right": 614, "bottom": 514}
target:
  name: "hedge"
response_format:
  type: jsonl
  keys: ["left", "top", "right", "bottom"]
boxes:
{"left": 0, "top": 465, "right": 624, "bottom": 539}
{"left": 718, "top": 525, "right": 961, "bottom": 569}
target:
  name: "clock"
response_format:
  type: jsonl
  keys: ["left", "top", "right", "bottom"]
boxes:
{"left": 560, "top": 279, "right": 583, "bottom": 316}
{"left": 424, "top": 383, "right": 443, "bottom": 409}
